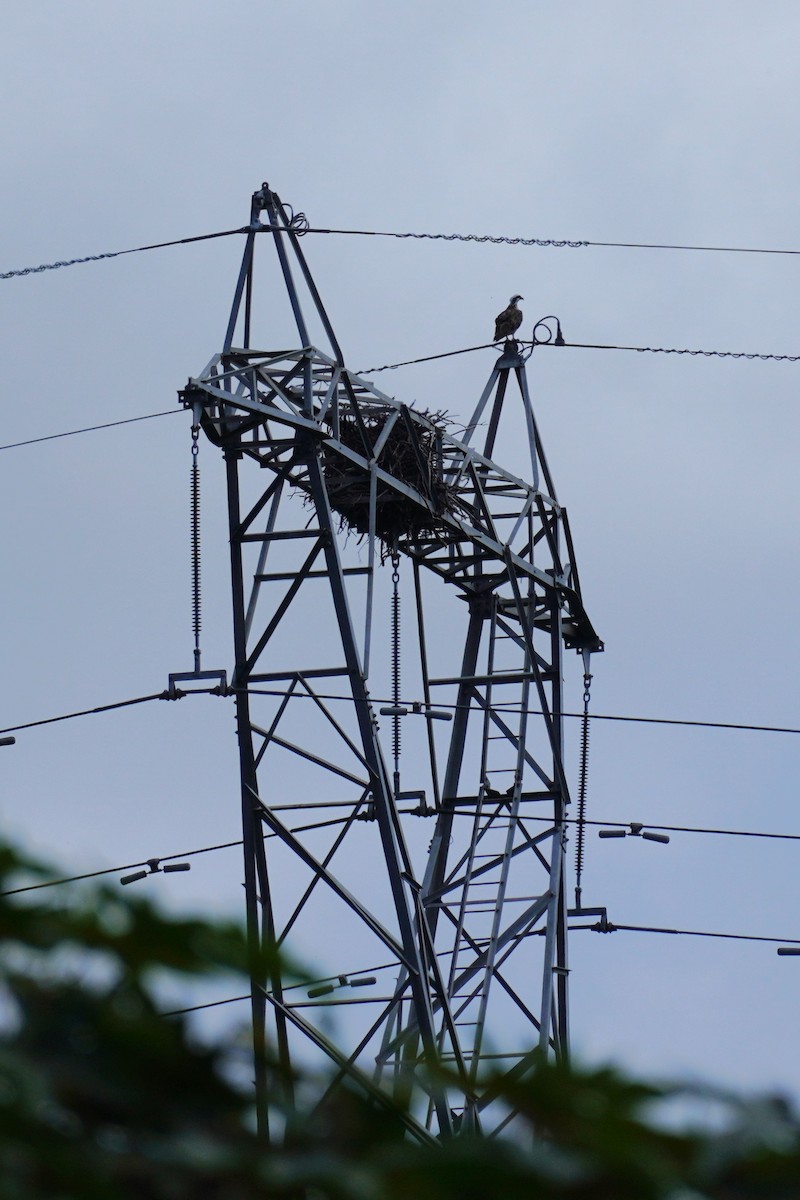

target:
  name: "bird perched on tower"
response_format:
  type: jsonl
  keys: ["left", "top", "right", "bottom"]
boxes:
{"left": 493, "top": 294, "right": 524, "bottom": 342}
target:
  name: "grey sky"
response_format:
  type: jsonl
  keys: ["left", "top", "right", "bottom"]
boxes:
{"left": 3, "top": 0, "right": 800, "bottom": 1100}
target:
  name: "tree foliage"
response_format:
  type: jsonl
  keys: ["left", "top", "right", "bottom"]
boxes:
{"left": 1, "top": 839, "right": 800, "bottom": 1198}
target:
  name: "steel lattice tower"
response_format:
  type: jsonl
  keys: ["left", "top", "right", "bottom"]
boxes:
{"left": 180, "top": 184, "right": 602, "bottom": 1141}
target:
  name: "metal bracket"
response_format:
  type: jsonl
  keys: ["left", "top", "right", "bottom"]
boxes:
{"left": 166, "top": 669, "right": 228, "bottom": 698}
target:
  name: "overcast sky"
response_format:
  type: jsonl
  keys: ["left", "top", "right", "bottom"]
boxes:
{"left": 3, "top": 0, "right": 800, "bottom": 1105}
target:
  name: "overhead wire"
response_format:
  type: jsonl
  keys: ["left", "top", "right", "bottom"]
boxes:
{"left": 0, "top": 409, "right": 180, "bottom": 452}
{"left": 0, "top": 335, "right": 794, "bottom": 462}
{"left": 240, "top": 687, "right": 800, "bottom": 738}
{"left": 0, "top": 685, "right": 220, "bottom": 737}
{"left": 6, "top": 804, "right": 800, "bottom": 901}
{"left": 0, "top": 227, "right": 247, "bottom": 280}
{"left": 161, "top": 919, "right": 800, "bottom": 1019}
{"left": 0, "top": 838, "right": 244, "bottom": 897}
{"left": 7, "top": 222, "right": 800, "bottom": 282}
{"left": 6, "top": 679, "right": 800, "bottom": 743}
{"left": 357, "top": 337, "right": 800, "bottom": 375}
{"left": 600, "top": 924, "right": 800, "bottom": 947}
{"left": 293, "top": 225, "right": 800, "bottom": 258}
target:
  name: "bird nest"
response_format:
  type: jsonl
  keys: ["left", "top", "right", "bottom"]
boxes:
{"left": 321, "top": 406, "right": 457, "bottom": 546}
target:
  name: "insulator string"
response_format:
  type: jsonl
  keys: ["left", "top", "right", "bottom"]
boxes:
{"left": 391, "top": 552, "right": 401, "bottom": 797}
{"left": 574, "top": 668, "right": 592, "bottom": 908}
{"left": 190, "top": 425, "right": 202, "bottom": 672}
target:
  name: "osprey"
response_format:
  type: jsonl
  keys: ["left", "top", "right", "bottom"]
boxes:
{"left": 494, "top": 294, "right": 524, "bottom": 342}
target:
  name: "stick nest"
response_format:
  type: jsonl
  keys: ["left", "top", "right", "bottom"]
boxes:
{"left": 321, "top": 406, "right": 457, "bottom": 546}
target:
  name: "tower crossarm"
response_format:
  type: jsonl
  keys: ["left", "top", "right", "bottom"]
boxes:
{"left": 180, "top": 346, "right": 602, "bottom": 657}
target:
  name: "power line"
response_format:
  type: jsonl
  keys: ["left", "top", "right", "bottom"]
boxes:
{"left": 358, "top": 337, "right": 800, "bottom": 375}
{"left": 562, "top": 340, "right": 800, "bottom": 363}
{"left": 7, "top": 806, "right": 800, "bottom": 901}
{"left": 161, "top": 919, "right": 800, "bottom": 1019}
{"left": 2, "top": 679, "right": 797, "bottom": 765}
{"left": 0, "top": 838, "right": 244, "bottom": 897}
{"left": 0, "top": 685, "right": 220, "bottom": 737}
{"left": 2, "top": 323, "right": 796, "bottom": 457}
{"left": 241, "top": 687, "right": 800, "bottom": 738}
{"left": 0, "top": 409, "right": 180, "bottom": 452}
{"left": 7, "top": 221, "right": 800, "bottom": 285}
{"left": 602, "top": 923, "right": 800, "bottom": 947}
{"left": 572, "top": 815, "right": 800, "bottom": 844}
{"left": 0, "top": 227, "right": 247, "bottom": 281}
{"left": 296, "top": 225, "right": 800, "bottom": 258}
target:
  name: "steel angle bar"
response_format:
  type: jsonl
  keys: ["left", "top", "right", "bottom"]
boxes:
{"left": 466, "top": 460, "right": 501, "bottom": 544}
{"left": 238, "top": 463, "right": 288, "bottom": 537}
{"left": 240, "top": 528, "right": 319, "bottom": 543}
{"left": 494, "top": 617, "right": 553, "bottom": 672}
{"left": 255, "top": 366, "right": 310, "bottom": 415}
{"left": 260, "top": 988, "right": 437, "bottom": 1146}
{"left": 538, "top": 830, "right": 567, "bottom": 1056}
{"left": 371, "top": 408, "right": 402, "bottom": 459}
{"left": 428, "top": 671, "right": 537, "bottom": 687}
{"left": 363, "top": 464, "right": 378, "bottom": 677}
{"left": 506, "top": 365, "right": 539, "bottom": 491}
{"left": 243, "top": 538, "right": 325, "bottom": 676}
{"left": 190, "top": 380, "right": 321, "bottom": 436}
{"left": 506, "top": 493, "right": 536, "bottom": 549}
{"left": 304, "top": 452, "right": 458, "bottom": 1134}
{"left": 317, "top": 366, "right": 341, "bottom": 425}
{"left": 448, "top": 895, "right": 552, "bottom": 1004}
{"left": 532, "top": 494, "right": 564, "bottom": 572}
{"left": 244, "top": 486, "right": 286, "bottom": 641}
{"left": 298, "top": 680, "right": 373, "bottom": 772}
{"left": 250, "top": 681, "right": 299, "bottom": 769}
{"left": 320, "top": 437, "right": 439, "bottom": 513}
{"left": 434, "top": 832, "right": 553, "bottom": 904}
{"left": 223, "top": 229, "right": 256, "bottom": 354}
{"left": 337, "top": 373, "right": 377, "bottom": 460}
{"left": 224, "top": 451, "right": 291, "bottom": 1132}
{"left": 436, "top": 908, "right": 544, "bottom": 1033}
{"left": 559, "top": 507, "right": 583, "bottom": 597}
{"left": 226, "top": 348, "right": 306, "bottom": 368}
{"left": 412, "top": 561, "right": 442, "bottom": 809}
{"left": 433, "top": 801, "right": 514, "bottom": 896}
{"left": 519, "top": 367, "right": 556, "bottom": 501}
{"left": 272, "top": 190, "right": 345, "bottom": 365}
{"left": 411, "top": 890, "right": 474, "bottom": 1094}
{"left": 400, "top": 405, "right": 434, "bottom": 499}
{"left": 313, "top": 988, "right": 410, "bottom": 1112}
{"left": 380, "top": 895, "right": 551, "bottom": 1063}
{"left": 260, "top": 733, "right": 368, "bottom": 788}
{"left": 260, "top": 192, "right": 310, "bottom": 347}
{"left": 443, "top": 433, "right": 551, "bottom": 503}
{"left": 470, "top": 699, "right": 552, "bottom": 788}
{"left": 277, "top": 790, "right": 371, "bottom": 946}
{"left": 251, "top": 788, "right": 411, "bottom": 966}
{"left": 502, "top": 547, "right": 572, "bottom": 803}
{"left": 481, "top": 369, "right": 510, "bottom": 463}
{"left": 255, "top": 567, "right": 370, "bottom": 582}
{"left": 247, "top": 667, "right": 350, "bottom": 682}
{"left": 459, "top": 367, "right": 501, "bottom": 456}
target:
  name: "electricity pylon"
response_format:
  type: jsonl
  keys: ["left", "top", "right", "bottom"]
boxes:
{"left": 180, "top": 184, "right": 602, "bottom": 1141}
